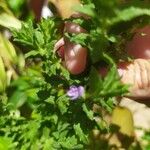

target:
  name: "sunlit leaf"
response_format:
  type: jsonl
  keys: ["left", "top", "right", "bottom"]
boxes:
{"left": 112, "top": 106, "right": 134, "bottom": 137}
{"left": 0, "top": 13, "right": 21, "bottom": 29}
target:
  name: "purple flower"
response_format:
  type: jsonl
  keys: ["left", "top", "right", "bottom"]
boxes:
{"left": 67, "top": 85, "right": 85, "bottom": 100}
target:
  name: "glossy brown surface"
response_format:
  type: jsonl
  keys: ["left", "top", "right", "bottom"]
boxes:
{"left": 64, "top": 39, "right": 87, "bottom": 75}
{"left": 126, "top": 25, "right": 150, "bottom": 59}
{"left": 64, "top": 22, "right": 87, "bottom": 34}
{"left": 30, "top": 0, "right": 46, "bottom": 21}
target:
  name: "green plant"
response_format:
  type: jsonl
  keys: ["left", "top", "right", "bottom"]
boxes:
{"left": 1, "top": 0, "right": 150, "bottom": 149}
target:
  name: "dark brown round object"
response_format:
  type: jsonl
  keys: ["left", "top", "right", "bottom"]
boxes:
{"left": 64, "top": 21, "right": 87, "bottom": 34}
{"left": 64, "top": 39, "right": 87, "bottom": 75}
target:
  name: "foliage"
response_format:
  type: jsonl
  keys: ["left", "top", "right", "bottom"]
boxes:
{"left": 0, "top": 0, "right": 21, "bottom": 29}
{"left": 0, "top": 0, "right": 150, "bottom": 149}
{"left": 142, "top": 131, "right": 150, "bottom": 150}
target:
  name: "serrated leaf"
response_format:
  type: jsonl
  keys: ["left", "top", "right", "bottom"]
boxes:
{"left": 60, "top": 65, "right": 70, "bottom": 80}
{"left": 88, "top": 67, "right": 102, "bottom": 96}
{"left": 0, "top": 136, "right": 14, "bottom": 150}
{"left": 60, "top": 135, "right": 83, "bottom": 149}
{"left": 74, "top": 123, "right": 88, "bottom": 144}
{"left": 89, "top": 33, "right": 108, "bottom": 63}
{"left": 34, "top": 30, "right": 45, "bottom": 47}
{"left": 22, "top": 121, "right": 40, "bottom": 143}
{"left": 82, "top": 103, "right": 94, "bottom": 120}
{"left": 45, "top": 96, "right": 55, "bottom": 105}
{"left": 57, "top": 122, "right": 70, "bottom": 132}
{"left": 65, "top": 33, "right": 88, "bottom": 46}
{"left": 102, "top": 65, "right": 119, "bottom": 91}
{"left": 73, "top": 4, "right": 96, "bottom": 18}
{"left": 98, "top": 56, "right": 128, "bottom": 97}
{"left": 57, "top": 95, "right": 69, "bottom": 114}
{"left": 43, "top": 138, "right": 54, "bottom": 150}
{"left": 25, "top": 51, "right": 40, "bottom": 58}
{"left": 12, "top": 20, "right": 34, "bottom": 48}
{"left": 100, "top": 97, "right": 114, "bottom": 113}
{"left": 111, "top": 7, "right": 150, "bottom": 25}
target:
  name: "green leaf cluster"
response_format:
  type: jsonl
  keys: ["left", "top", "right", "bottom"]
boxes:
{"left": 1, "top": 0, "right": 150, "bottom": 149}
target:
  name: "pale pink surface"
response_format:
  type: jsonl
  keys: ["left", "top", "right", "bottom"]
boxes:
{"left": 117, "top": 59, "right": 150, "bottom": 99}
{"left": 99, "top": 59, "right": 150, "bottom": 100}
{"left": 54, "top": 37, "right": 64, "bottom": 51}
